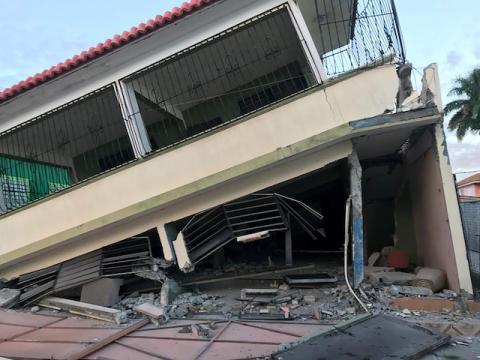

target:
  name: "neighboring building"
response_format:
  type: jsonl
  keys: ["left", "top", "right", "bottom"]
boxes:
{"left": 458, "top": 173, "right": 480, "bottom": 201}
{"left": 0, "top": 0, "right": 472, "bottom": 293}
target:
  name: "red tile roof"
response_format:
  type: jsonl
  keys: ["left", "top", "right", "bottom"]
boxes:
{"left": 457, "top": 173, "right": 480, "bottom": 187}
{"left": 0, "top": 0, "right": 217, "bottom": 105}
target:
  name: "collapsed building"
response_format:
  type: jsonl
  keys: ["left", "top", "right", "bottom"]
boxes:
{"left": 0, "top": 0, "right": 474, "bottom": 327}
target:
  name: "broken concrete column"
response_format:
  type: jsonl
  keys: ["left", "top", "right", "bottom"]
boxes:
{"left": 173, "top": 231, "right": 194, "bottom": 272}
{"left": 160, "top": 278, "right": 182, "bottom": 305}
{"left": 80, "top": 278, "right": 123, "bottom": 307}
{"left": 420, "top": 63, "right": 442, "bottom": 111}
{"left": 0, "top": 288, "right": 20, "bottom": 308}
{"left": 396, "top": 63, "right": 413, "bottom": 108}
{"left": 157, "top": 224, "right": 176, "bottom": 264}
{"left": 349, "top": 150, "right": 364, "bottom": 288}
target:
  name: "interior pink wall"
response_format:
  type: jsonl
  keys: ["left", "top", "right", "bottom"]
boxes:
{"left": 407, "top": 132, "right": 460, "bottom": 291}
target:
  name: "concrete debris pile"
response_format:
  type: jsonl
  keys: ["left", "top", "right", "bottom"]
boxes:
{"left": 115, "top": 289, "right": 230, "bottom": 322}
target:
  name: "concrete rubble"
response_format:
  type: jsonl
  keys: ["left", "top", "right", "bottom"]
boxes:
{"left": 1, "top": 259, "right": 480, "bottom": 358}
{"left": 0, "top": 288, "right": 20, "bottom": 308}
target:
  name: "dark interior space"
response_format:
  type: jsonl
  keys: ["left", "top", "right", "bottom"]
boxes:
{"left": 166, "top": 159, "right": 349, "bottom": 274}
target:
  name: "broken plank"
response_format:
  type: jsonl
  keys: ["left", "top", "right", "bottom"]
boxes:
{"left": 38, "top": 297, "right": 124, "bottom": 324}
{"left": 181, "top": 264, "right": 315, "bottom": 286}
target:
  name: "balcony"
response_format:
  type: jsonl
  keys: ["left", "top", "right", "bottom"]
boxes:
{"left": 0, "top": 0, "right": 404, "bottom": 216}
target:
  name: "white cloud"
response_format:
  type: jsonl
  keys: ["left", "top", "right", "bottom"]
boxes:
{"left": 446, "top": 51, "right": 463, "bottom": 67}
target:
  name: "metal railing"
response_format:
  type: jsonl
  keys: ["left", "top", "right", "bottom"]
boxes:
{"left": 0, "top": 86, "right": 134, "bottom": 214}
{"left": 123, "top": 5, "right": 317, "bottom": 154}
{"left": 317, "top": 0, "right": 405, "bottom": 77}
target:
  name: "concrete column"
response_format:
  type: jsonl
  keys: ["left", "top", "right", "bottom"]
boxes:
{"left": 434, "top": 124, "right": 473, "bottom": 293}
{"left": 116, "top": 81, "right": 152, "bottom": 157}
{"left": 349, "top": 150, "right": 364, "bottom": 288}
{"left": 286, "top": 0, "right": 327, "bottom": 83}
{"left": 157, "top": 224, "right": 177, "bottom": 264}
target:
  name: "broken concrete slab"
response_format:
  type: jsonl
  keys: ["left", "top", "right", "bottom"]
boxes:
{"left": 367, "top": 271, "right": 416, "bottom": 285}
{"left": 39, "top": 297, "right": 126, "bottom": 324}
{"left": 80, "top": 278, "right": 123, "bottom": 307}
{"left": 414, "top": 267, "right": 446, "bottom": 292}
{"left": 0, "top": 288, "right": 20, "bottom": 308}
{"left": 134, "top": 303, "right": 165, "bottom": 320}
{"left": 390, "top": 285, "right": 434, "bottom": 297}
{"left": 273, "top": 315, "right": 449, "bottom": 359}
{"left": 420, "top": 320, "right": 480, "bottom": 337}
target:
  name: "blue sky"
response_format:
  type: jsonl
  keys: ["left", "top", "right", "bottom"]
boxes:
{"left": 0, "top": 1, "right": 479, "bottom": 175}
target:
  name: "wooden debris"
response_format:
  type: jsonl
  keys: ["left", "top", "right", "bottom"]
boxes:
{"left": 38, "top": 297, "right": 125, "bottom": 324}
{"left": 0, "top": 288, "right": 20, "bottom": 308}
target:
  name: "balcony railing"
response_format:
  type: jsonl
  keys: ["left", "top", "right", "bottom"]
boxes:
{"left": 123, "top": 5, "right": 317, "bottom": 154}
{"left": 315, "top": 0, "right": 406, "bottom": 77}
{"left": 0, "top": 87, "right": 135, "bottom": 214}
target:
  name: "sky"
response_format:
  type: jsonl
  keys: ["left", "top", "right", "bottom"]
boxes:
{"left": 0, "top": 1, "right": 479, "bottom": 177}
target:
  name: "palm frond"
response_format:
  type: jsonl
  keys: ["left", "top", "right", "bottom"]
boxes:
{"left": 456, "top": 120, "right": 469, "bottom": 140}
{"left": 444, "top": 99, "right": 468, "bottom": 115}
{"left": 448, "top": 111, "right": 465, "bottom": 133}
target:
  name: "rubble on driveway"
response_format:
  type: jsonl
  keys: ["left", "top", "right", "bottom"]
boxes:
{"left": 1, "top": 259, "right": 480, "bottom": 359}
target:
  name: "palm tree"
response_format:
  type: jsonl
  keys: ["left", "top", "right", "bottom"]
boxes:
{"left": 444, "top": 68, "right": 480, "bottom": 140}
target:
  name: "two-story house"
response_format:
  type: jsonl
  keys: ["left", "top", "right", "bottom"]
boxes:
{"left": 0, "top": 0, "right": 472, "bottom": 293}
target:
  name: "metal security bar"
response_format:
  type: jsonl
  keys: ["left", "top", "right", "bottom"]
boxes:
{"left": 123, "top": 6, "right": 317, "bottom": 154}
{"left": 0, "top": 86, "right": 135, "bottom": 215}
{"left": 179, "top": 194, "right": 324, "bottom": 266}
{"left": 302, "top": 0, "right": 405, "bottom": 77}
